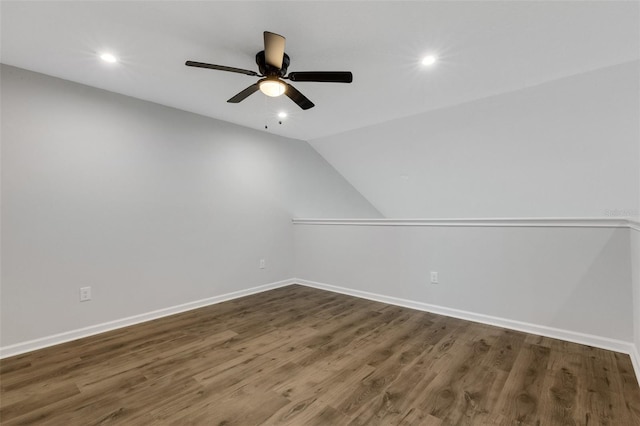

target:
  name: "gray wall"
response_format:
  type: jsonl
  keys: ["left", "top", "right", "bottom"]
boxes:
{"left": 633, "top": 230, "right": 640, "bottom": 357}
{"left": 0, "top": 65, "right": 380, "bottom": 347}
{"left": 635, "top": 111, "right": 640, "bottom": 360}
{"left": 310, "top": 62, "right": 639, "bottom": 218}
{"left": 294, "top": 224, "right": 633, "bottom": 343}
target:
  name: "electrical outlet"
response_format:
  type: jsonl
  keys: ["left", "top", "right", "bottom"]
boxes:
{"left": 259, "top": 259, "right": 266, "bottom": 269}
{"left": 80, "top": 286, "right": 92, "bottom": 302}
{"left": 430, "top": 272, "right": 438, "bottom": 284}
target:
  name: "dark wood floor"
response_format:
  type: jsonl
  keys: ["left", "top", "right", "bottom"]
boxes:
{"left": 1, "top": 285, "right": 639, "bottom": 425}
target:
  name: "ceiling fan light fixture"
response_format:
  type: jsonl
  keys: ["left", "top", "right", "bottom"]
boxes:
{"left": 259, "top": 79, "right": 286, "bottom": 97}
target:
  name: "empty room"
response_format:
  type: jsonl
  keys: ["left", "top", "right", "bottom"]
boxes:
{"left": 1, "top": 1, "right": 639, "bottom": 424}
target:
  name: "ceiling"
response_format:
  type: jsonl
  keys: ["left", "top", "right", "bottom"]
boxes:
{"left": 1, "top": 1, "right": 638, "bottom": 141}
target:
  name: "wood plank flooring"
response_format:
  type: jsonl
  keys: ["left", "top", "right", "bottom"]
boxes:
{"left": 1, "top": 285, "right": 639, "bottom": 425}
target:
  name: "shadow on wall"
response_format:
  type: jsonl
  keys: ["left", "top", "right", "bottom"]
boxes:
{"left": 550, "top": 229, "right": 632, "bottom": 341}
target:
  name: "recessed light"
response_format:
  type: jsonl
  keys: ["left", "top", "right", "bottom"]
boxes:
{"left": 100, "top": 53, "right": 118, "bottom": 63}
{"left": 278, "top": 112, "right": 287, "bottom": 119}
{"left": 421, "top": 55, "right": 437, "bottom": 66}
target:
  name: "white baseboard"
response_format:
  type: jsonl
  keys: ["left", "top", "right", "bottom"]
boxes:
{"left": 0, "top": 278, "right": 296, "bottom": 359}
{"left": 631, "top": 344, "right": 640, "bottom": 386}
{"left": 295, "top": 278, "right": 637, "bottom": 359}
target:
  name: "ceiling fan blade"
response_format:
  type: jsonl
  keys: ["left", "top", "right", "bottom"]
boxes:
{"left": 227, "top": 83, "right": 260, "bottom": 103}
{"left": 287, "top": 71, "right": 353, "bottom": 83}
{"left": 284, "top": 82, "right": 315, "bottom": 110}
{"left": 263, "top": 31, "right": 286, "bottom": 69}
{"left": 186, "top": 61, "right": 258, "bottom": 77}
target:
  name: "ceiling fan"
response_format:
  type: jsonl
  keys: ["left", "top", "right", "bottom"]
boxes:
{"left": 186, "top": 31, "right": 353, "bottom": 110}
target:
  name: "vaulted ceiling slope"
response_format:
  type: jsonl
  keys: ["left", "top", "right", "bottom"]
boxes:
{"left": 1, "top": 1, "right": 638, "bottom": 141}
{"left": 309, "top": 61, "right": 640, "bottom": 218}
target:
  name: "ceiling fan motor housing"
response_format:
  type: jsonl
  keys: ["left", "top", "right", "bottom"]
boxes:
{"left": 256, "top": 51, "right": 290, "bottom": 77}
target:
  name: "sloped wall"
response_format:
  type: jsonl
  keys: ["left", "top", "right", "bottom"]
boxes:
{"left": 310, "top": 62, "right": 639, "bottom": 219}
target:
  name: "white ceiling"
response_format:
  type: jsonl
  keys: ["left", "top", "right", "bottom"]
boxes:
{"left": 1, "top": 1, "right": 638, "bottom": 141}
